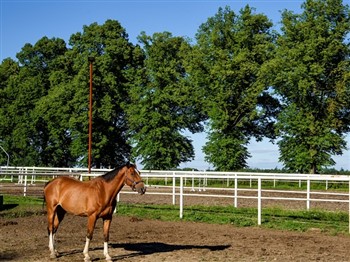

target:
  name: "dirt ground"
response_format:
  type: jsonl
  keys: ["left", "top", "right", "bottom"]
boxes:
{"left": 1, "top": 184, "right": 350, "bottom": 261}
{"left": 1, "top": 212, "right": 350, "bottom": 262}
{"left": 0, "top": 190, "right": 350, "bottom": 262}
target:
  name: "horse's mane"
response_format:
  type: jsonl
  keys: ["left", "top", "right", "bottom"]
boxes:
{"left": 100, "top": 162, "right": 133, "bottom": 182}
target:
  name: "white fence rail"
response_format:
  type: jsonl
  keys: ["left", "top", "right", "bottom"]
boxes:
{"left": 1, "top": 166, "right": 350, "bottom": 231}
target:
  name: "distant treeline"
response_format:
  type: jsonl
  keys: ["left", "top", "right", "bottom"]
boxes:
{"left": 180, "top": 167, "right": 350, "bottom": 175}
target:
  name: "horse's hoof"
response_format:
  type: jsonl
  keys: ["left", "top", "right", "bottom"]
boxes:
{"left": 84, "top": 257, "right": 91, "bottom": 262}
{"left": 104, "top": 253, "right": 112, "bottom": 261}
{"left": 49, "top": 253, "right": 56, "bottom": 259}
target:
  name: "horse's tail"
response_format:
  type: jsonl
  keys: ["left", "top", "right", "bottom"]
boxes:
{"left": 42, "top": 180, "right": 51, "bottom": 209}
{"left": 42, "top": 189, "right": 46, "bottom": 210}
{"left": 44, "top": 179, "right": 52, "bottom": 189}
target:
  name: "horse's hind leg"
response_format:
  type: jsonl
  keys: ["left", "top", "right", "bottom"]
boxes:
{"left": 47, "top": 205, "right": 66, "bottom": 258}
{"left": 47, "top": 205, "right": 58, "bottom": 259}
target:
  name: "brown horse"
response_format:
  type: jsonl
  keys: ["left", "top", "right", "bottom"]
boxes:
{"left": 44, "top": 162, "right": 146, "bottom": 261}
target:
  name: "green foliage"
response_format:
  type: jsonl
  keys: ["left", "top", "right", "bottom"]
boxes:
{"left": 188, "top": 6, "right": 278, "bottom": 170}
{"left": 66, "top": 20, "right": 142, "bottom": 167}
{"left": 0, "top": 20, "right": 142, "bottom": 168}
{"left": 0, "top": 1, "right": 349, "bottom": 171}
{"left": 0, "top": 37, "right": 68, "bottom": 166}
{"left": 125, "top": 32, "right": 205, "bottom": 169}
{"left": 270, "top": 0, "right": 350, "bottom": 173}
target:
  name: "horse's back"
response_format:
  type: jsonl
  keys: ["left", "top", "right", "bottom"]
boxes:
{"left": 45, "top": 176, "right": 80, "bottom": 187}
{"left": 44, "top": 176, "right": 102, "bottom": 216}
{"left": 44, "top": 176, "right": 81, "bottom": 197}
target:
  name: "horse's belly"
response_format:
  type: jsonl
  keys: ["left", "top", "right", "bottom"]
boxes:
{"left": 60, "top": 202, "right": 89, "bottom": 216}
{"left": 59, "top": 194, "right": 97, "bottom": 216}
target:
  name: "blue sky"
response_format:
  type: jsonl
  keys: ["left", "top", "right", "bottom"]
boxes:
{"left": 0, "top": 0, "right": 349, "bottom": 170}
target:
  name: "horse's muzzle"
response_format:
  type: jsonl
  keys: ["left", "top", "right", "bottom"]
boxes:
{"left": 134, "top": 182, "right": 146, "bottom": 195}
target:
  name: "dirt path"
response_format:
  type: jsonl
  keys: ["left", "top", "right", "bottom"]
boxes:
{"left": 1, "top": 183, "right": 350, "bottom": 261}
{"left": 1, "top": 213, "right": 350, "bottom": 262}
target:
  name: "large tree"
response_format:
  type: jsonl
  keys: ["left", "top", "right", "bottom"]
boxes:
{"left": 125, "top": 32, "right": 205, "bottom": 169}
{"left": 271, "top": 0, "right": 350, "bottom": 173}
{"left": 0, "top": 37, "right": 68, "bottom": 166}
{"left": 66, "top": 19, "right": 144, "bottom": 168}
{"left": 0, "top": 20, "right": 144, "bottom": 167}
{"left": 0, "top": 58, "right": 21, "bottom": 165}
{"left": 188, "top": 6, "right": 277, "bottom": 171}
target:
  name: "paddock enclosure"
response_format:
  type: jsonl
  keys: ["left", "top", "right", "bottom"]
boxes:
{"left": 1, "top": 167, "right": 350, "bottom": 261}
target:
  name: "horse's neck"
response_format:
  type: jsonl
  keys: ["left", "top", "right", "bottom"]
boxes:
{"left": 104, "top": 171, "right": 125, "bottom": 200}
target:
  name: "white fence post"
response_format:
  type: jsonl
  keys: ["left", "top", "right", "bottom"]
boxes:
{"left": 179, "top": 176, "right": 183, "bottom": 219}
{"left": 23, "top": 174, "right": 27, "bottom": 197}
{"left": 191, "top": 173, "right": 195, "bottom": 192}
{"left": 258, "top": 177, "right": 262, "bottom": 225}
{"left": 114, "top": 193, "right": 120, "bottom": 214}
{"left": 202, "top": 173, "right": 207, "bottom": 191}
{"left": 307, "top": 178, "right": 310, "bottom": 210}
{"left": 234, "top": 176, "right": 238, "bottom": 208}
{"left": 172, "top": 172, "right": 176, "bottom": 205}
{"left": 198, "top": 176, "right": 202, "bottom": 192}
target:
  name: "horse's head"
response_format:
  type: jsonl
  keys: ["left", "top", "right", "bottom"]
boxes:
{"left": 124, "top": 163, "right": 146, "bottom": 195}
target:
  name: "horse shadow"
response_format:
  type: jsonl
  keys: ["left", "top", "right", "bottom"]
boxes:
{"left": 58, "top": 242, "right": 231, "bottom": 261}
{"left": 0, "top": 203, "right": 18, "bottom": 212}
{"left": 109, "top": 242, "right": 231, "bottom": 260}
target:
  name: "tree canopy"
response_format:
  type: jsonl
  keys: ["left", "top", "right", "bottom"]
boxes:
{"left": 0, "top": 0, "right": 349, "bottom": 172}
{"left": 187, "top": 6, "right": 278, "bottom": 170}
{"left": 125, "top": 32, "right": 205, "bottom": 169}
{"left": 270, "top": 0, "right": 350, "bottom": 173}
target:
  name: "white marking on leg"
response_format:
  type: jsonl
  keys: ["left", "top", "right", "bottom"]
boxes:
{"left": 49, "top": 232, "right": 56, "bottom": 258}
{"left": 104, "top": 242, "right": 111, "bottom": 261}
{"left": 83, "top": 237, "right": 91, "bottom": 261}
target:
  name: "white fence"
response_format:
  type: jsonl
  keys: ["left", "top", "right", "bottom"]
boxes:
{"left": 1, "top": 166, "right": 350, "bottom": 231}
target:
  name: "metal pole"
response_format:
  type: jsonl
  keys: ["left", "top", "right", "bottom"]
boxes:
{"left": 88, "top": 57, "right": 95, "bottom": 175}
{"left": 0, "top": 145, "right": 9, "bottom": 166}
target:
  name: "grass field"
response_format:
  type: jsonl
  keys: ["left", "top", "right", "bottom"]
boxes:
{"left": 1, "top": 194, "right": 348, "bottom": 235}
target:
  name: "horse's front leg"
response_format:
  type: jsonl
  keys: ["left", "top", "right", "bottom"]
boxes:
{"left": 83, "top": 215, "right": 97, "bottom": 262}
{"left": 103, "top": 217, "right": 112, "bottom": 261}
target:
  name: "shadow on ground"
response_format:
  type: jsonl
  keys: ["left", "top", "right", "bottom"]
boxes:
{"left": 0, "top": 204, "right": 18, "bottom": 212}
{"left": 57, "top": 242, "right": 231, "bottom": 261}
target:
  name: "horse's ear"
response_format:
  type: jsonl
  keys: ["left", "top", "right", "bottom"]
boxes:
{"left": 126, "top": 161, "right": 131, "bottom": 167}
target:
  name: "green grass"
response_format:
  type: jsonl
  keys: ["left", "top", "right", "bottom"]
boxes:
{"left": 116, "top": 203, "right": 349, "bottom": 235}
{"left": 1, "top": 195, "right": 349, "bottom": 235}
{"left": 0, "top": 194, "right": 44, "bottom": 218}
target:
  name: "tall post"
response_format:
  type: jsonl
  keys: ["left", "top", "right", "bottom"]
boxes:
{"left": 0, "top": 145, "right": 9, "bottom": 166}
{"left": 88, "top": 57, "right": 95, "bottom": 175}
